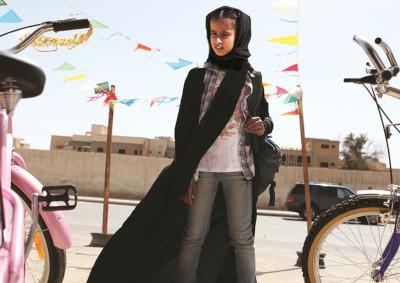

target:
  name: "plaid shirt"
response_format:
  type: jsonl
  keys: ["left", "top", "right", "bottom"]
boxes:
{"left": 195, "top": 63, "right": 255, "bottom": 180}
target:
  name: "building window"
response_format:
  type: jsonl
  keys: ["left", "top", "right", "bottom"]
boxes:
{"left": 97, "top": 148, "right": 104, "bottom": 153}
{"left": 134, "top": 150, "right": 138, "bottom": 155}
{"left": 320, "top": 162, "right": 329, "bottom": 168}
{"left": 330, "top": 162, "right": 335, "bottom": 167}
{"left": 321, "top": 144, "right": 329, "bottom": 149}
{"left": 282, "top": 154, "right": 286, "bottom": 162}
{"left": 331, "top": 144, "right": 336, "bottom": 148}
{"left": 307, "top": 156, "right": 311, "bottom": 163}
{"left": 118, "top": 149, "right": 126, "bottom": 154}
{"left": 297, "top": 156, "right": 302, "bottom": 166}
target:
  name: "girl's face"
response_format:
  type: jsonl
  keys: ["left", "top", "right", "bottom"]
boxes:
{"left": 210, "top": 18, "right": 236, "bottom": 57}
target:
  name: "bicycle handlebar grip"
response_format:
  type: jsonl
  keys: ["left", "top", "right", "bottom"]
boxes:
{"left": 52, "top": 19, "right": 90, "bottom": 32}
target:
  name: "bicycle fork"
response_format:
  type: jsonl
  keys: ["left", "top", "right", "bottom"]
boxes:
{"left": 371, "top": 197, "right": 400, "bottom": 282}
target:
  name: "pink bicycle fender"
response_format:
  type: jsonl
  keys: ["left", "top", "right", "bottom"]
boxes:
{"left": 11, "top": 165, "right": 72, "bottom": 249}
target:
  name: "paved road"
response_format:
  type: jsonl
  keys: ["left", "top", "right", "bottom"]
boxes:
{"left": 62, "top": 201, "right": 307, "bottom": 282}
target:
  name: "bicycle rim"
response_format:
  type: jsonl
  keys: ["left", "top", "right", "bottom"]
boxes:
{"left": 304, "top": 198, "right": 400, "bottom": 282}
{"left": 12, "top": 184, "right": 66, "bottom": 283}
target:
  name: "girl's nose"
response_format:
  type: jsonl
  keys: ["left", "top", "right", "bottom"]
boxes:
{"left": 216, "top": 37, "right": 222, "bottom": 43}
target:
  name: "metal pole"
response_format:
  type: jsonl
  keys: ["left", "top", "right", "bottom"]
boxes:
{"left": 102, "top": 87, "right": 115, "bottom": 235}
{"left": 298, "top": 94, "right": 312, "bottom": 232}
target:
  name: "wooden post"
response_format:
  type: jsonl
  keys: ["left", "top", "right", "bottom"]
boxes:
{"left": 102, "top": 85, "right": 115, "bottom": 235}
{"left": 297, "top": 90, "right": 312, "bottom": 232}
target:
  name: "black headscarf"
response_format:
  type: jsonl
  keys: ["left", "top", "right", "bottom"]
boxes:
{"left": 205, "top": 6, "right": 252, "bottom": 69}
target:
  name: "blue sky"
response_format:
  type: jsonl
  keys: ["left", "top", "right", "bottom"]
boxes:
{"left": 1, "top": 0, "right": 400, "bottom": 168}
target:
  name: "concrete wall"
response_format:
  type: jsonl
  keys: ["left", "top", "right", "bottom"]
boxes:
{"left": 17, "top": 149, "right": 400, "bottom": 210}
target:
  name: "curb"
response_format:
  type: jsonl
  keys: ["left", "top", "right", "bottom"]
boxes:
{"left": 78, "top": 196, "right": 299, "bottom": 218}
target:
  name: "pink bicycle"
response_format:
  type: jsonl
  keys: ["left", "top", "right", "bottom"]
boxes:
{"left": 0, "top": 19, "right": 90, "bottom": 283}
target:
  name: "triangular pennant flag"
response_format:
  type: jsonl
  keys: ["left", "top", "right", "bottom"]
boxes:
{"left": 279, "top": 18, "right": 298, "bottom": 23}
{"left": 64, "top": 73, "right": 86, "bottom": 83}
{"left": 271, "top": 0, "right": 298, "bottom": 14}
{"left": 283, "top": 94, "right": 298, "bottom": 104}
{"left": 53, "top": 62, "right": 76, "bottom": 71}
{"left": 0, "top": 0, "right": 7, "bottom": 6}
{"left": 0, "top": 10, "right": 22, "bottom": 23}
{"left": 150, "top": 96, "right": 167, "bottom": 107}
{"left": 276, "top": 86, "right": 288, "bottom": 96}
{"left": 281, "top": 108, "right": 299, "bottom": 116}
{"left": 94, "top": 81, "right": 110, "bottom": 94}
{"left": 268, "top": 34, "right": 298, "bottom": 46}
{"left": 282, "top": 63, "right": 298, "bottom": 72}
{"left": 159, "top": 97, "right": 178, "bottom": 104}
{"left": 118, "top": 99, "right": 138, "bottom": 106}
{"left": 262, "top": 82, "right": 272, "bottom": 87}
{"left": 90, "top": 19, "right": 108, "bottom": 29}
{"left": 87, "top": 94, "right": 105, "bottom": 102}
{"left": 134, "top": 43, "right": 152, "bottom": 52}
{"left": 166, "top": 58, "right": 192, "bottom": 70}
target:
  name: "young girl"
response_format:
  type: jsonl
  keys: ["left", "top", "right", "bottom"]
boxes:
{"left": 87, "top": 6, "right": 272, "bottom": 283}
{"left": 175, "top": 6, "right": 272, "bottom": 283}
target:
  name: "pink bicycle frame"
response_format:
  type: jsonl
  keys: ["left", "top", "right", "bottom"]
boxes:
{"left": 0, "top": 109, "right": 24, "bottom": 283}
{"left": 0, "top": 111, "right": 73, "bottom": 283}
{"left": 8, "top": 114, "right": 73, "bottom": 248}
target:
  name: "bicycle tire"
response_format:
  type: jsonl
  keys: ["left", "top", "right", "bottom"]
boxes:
{"left": 302, "top": 197, "right": 400, "bottom": 283}
{"left": 12, "top": 184, "right": 66, "bottom": 283}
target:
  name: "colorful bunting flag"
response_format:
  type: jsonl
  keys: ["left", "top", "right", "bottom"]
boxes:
{"left": 104, "top": 88, "right": 117, "bottom": 105}
{"left": 283, "top": 94, "right": 298, "bottom": 104}
{"left": 281, "top": 108, "right": 299, "bottom": 116}
{"left": 87, "top": 94, "right": 105, "bottom": 102}
{"left": 262, "top": 82, "right": 272, "bottom": 87}
{"left": 0, "top": 10, "right": 22, "bottom": 23}
{"left": 282, "top": 63, "right": 298, "bottom": 72}
{"left": 278, "top": 18, "right": 298, "bottom": 23}
{"left": 53, "top": 62, "right": 76, "bottom": 71}
{"left": 160, "top": 97, "right": 178, "bottom": 104}
{"left": 90, "top": 19, "right": 108, "bottom": 29}
{"left": 117, "top": 99, "right": 138, "bottom": 106}
{"left": 64, "top": 73, "right": 87, "bottom": 82}
{"left": 94, "top": 82, "right": 110, "bottom": 94}
{"left": 150, "top": 96, "right": 167, "bottom": 107}
{"left": 276, "top": 86, "right": 288, "bottom": 96}
{"left": 166, "top": 58, "right": 192, "bottom": 70}
{"left": 134, "top": 43, "right": 152, "bottom": 52}
{"left": 268, "top": 34, "right": 298, "bottom": 46}
{"left": 271, "top": 0, "right": 298, "bottom": 14}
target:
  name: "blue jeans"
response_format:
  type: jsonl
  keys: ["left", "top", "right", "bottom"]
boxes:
{"left": 175, "top": 171, "right": 255, "bottom": 283}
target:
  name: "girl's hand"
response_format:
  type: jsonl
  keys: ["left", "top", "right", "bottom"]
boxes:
{"left": 245, "top": 116, "right": 265, "bottom": 136}
{"left": 181, "top": 180, "right": 197, "bottom": 205}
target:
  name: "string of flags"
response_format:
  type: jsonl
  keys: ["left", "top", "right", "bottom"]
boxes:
{"left": 86, "top": 81, "right": 179, "bottom": 108}
{"left": 0, "top": 0, "right": 303, "bottom": 113}
{"left": 267, "top": 0, "right": 300, "bottom": 116}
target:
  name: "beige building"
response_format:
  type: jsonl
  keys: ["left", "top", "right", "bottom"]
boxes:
{"left": 13, "top": 137, "right": 30, "bottom": 149}
{"left": 50, "top": 124, "right": 175, "bottom": 158}
{"left": 281, "top": 138, "right": 340, "bottom": 169}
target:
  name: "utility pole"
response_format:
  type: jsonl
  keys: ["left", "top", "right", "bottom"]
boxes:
{"left": 90, "top": 84, "right": 116, "bottom": 247}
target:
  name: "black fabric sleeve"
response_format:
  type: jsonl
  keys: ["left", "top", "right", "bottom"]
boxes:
{"left": 174, "top": 68, "right": 200, "bottom": 163}
{"left": 257, "top": 73, "right": 273, "bottom": 136}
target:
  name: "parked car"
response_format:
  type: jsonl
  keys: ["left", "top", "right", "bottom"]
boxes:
{"left": 285, "top": 182, "right": 356, "bottom": 220}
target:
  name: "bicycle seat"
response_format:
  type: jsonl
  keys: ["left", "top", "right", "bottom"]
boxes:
{"left": 0, "top": 52, "right": 45, "bottom": 98}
